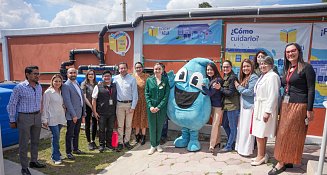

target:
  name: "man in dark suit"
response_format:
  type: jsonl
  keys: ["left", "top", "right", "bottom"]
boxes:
{"left": 62, "top": 68, "right": 86, "bottom": 160}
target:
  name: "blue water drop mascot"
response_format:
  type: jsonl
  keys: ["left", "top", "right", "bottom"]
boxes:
{"left": 167, "top": 57, "right": 212, "bottom": 152}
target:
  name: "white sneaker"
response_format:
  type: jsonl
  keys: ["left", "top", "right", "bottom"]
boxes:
{"left": 54, "top": 160, "right": 62, "bottom": 165}
{"left": 157, "top": 145, "right": 163, "bottom": 153}
{"left": 147, "top": 146, "right": 156, "bottom": 155}
{"left": 60, "top": 155, "right": 65, "bottom": 160}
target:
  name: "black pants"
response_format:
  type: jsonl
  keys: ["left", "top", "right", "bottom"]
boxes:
{"left": 98, "top": 113, "right": 116, "bottom": 147}
{"left": 85, "top": 106, "right": 97, "bottom": 142}
{"left": 66, "top": 118, "right": 82, "bottom": 154}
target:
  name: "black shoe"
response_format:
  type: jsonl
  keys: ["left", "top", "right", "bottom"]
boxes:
{"left": 117, "top": 143, "right": 123, "bottom": 152}
{"left": 99, "top": 146, "right": 105, "bottom": 153}
{"left": 124, "top": 142, "right": 133, "bottom": 150}
{"left": 88, "top": 143, "right": 95, "bottom": 150}
{"left": 268, "top": 166, "right": 286, "bottom": 175}
{"left": 141, "top": 135, "right": 146, "bottom": 145}
{"left": 106, "top": 144, "right": 114, "bottom": 150}
{"left": 21, "top": 168, "right": 31, "bottom": 175}
{"left": 136, "top": 134, "right": 141, "bottom": 143}
{"left": 285, "top": 163, "right": 293, "bottom": 168}
{"left": 73, "top": 149, "right": 85, "bottom": 154}
{"left": 29, "top": 161, "right": 46, "bottom": 168}
{"left": 66, "top": 153, "right": 75, "bottom": 160}
{"left": 92, "top": 142, "right": 98, "bottom": 149}
{"left": 215, "top": 143, "right": 221, "bottom": 149}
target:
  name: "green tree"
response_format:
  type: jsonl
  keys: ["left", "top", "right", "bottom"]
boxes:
{"left": 323, "top": 0, "right": 327, "bottom": 2}
{"left": 199, "top": 2, "right": 212, "bottom": 8}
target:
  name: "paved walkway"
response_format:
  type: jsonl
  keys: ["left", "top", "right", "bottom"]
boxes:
{"left": 99, "top": 141, "right": 322, "bottom": 175}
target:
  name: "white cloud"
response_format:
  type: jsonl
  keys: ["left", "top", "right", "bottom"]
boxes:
{"left": 50, "top": 0, "right": 150, "bottom": 27}
{"left": 0, "top": 0, "right": 49, "bottom": 29}
{"left": 166, "top": 0, "right": 281, "bottom": 9}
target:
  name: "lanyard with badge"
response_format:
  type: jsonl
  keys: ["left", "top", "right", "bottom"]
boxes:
{"left": 283, "top": 65, "right": 297, "bottom": 103}
{"left": 105, "top": 85, "right": 114, "bottom": 105}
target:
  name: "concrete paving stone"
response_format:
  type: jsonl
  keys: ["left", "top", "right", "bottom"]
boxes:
{"left": 175, "top": 155, "right": 190, "bottom": 163}
{"left": 215, "top": 154, "right": 234, "bottom": 162}
{"left": 144, "top": 165, "right": 171, "bottom": 175}
{"left": 199, "top": 157, "right": 216, "bottom": 164}
{"left": 238, "top": 162, "right": 253, "bottom": 170}
{"left": 175, "top": 172, "right": 194, "bottom": 175}
{"left": 225, "top": 158, "right": 244, "bottom": 165}
{"left": 147, "top": 159, "right": 163, "bottom": 168}
{"left": 162, "top": 158, "right": 177, "bottom": 166}
{"left": 286, "top": 168, "right": 306, "bottom": 174}
{"left": 220, "top": 169, "right": 238, "bottom": 174}
{"left": 169, "top": 162, "right": 188, "bottom": 173}
{"left": 189, "top": 153, "right": 208, "bottom": 161}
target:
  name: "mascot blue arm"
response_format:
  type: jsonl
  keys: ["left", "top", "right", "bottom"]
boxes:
{"left": 167, "top": 58, "right": 212, "bottom": 152}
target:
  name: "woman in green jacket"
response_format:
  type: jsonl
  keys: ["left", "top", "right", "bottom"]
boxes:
{"left": 145, "top": 63, "right": 170, "bottom": 155}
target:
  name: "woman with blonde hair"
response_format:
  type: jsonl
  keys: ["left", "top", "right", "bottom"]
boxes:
{"left": 42, "top": 74, "right": 66, "bottom": 165}
{"left": 234, "top": 59, "right": 258, "bottom": 156}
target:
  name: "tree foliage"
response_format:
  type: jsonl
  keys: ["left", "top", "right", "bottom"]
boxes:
{"left": 199, "top": 2, "right": 212, "bottom": 8}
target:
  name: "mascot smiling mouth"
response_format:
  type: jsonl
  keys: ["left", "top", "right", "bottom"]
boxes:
{"left": 175, "top": 86, "right": 200, "bottom": 109}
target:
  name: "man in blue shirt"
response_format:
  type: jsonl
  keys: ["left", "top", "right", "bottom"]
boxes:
{"left": 7, "top": 65, "right": 46, "bottom": 175}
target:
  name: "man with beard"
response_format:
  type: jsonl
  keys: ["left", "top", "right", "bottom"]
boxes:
{"left": 92, "top": 70, "right": 117, "bottom": 152}
{"left": 62, "top": 68, "right": 86, "bottom": 160}
{"left": 7, "top": 65, "right": 46, "bottom": 175}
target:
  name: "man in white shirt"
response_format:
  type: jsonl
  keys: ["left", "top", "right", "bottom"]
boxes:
{"left": 114, "top": 62, "right": 138, "bottom": 151}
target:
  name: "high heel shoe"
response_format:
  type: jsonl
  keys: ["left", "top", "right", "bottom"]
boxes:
{"left": 209, "top": 146, "right": 214, "bottom": 153}
{"left": 250, "top": 154, "right": 268, "bottom": 166}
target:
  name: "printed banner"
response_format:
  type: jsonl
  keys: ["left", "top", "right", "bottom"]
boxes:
{"left": 109, "top": 31, "right": 131, "bottom": 56}
{"left": 225, "top": 23, "right": 312, "bottom": 75}
{"left": 311, "top": 23, "right": 327, "bottom": 108}
{"left": 143, "top": 20, "right": 222, "bottom": 45}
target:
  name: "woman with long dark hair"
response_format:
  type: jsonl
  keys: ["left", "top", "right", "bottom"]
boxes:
{"left": 269, "top": 43, "right": 316, "bottom": 175}
{"left": 81, "top": 69, "right": 98, "bottom": 150}
{"left": 202, "top": 62, "right": 223, "bottom": 153}
{"left": 234, "top": 59, "right": 258, "bottom": 156}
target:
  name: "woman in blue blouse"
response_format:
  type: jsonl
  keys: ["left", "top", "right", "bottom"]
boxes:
{"left": 202, "top": 62, "right": 223, "bottom": 153}
{"left": 234, "top": 59, "right": 258, "bottom": 156}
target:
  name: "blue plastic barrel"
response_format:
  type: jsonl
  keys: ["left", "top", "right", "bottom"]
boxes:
{"left": 0, "top": 87, "right": 19, "bottom": 147}
{"left": 0, "top": 81, "right": 19, "bottom": 89}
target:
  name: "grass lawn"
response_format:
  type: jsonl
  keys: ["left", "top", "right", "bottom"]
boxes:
{"left": 3, "top": 127, "right": 128, "bottom": 175}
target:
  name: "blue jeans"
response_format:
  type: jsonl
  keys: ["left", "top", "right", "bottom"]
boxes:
{"left": 49, "top": 125, "right": 63, "bottom": 161}
{"left": 222, "top": 110, "right": 239, "bottom": 150}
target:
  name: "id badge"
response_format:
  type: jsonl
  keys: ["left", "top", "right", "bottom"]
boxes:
{"left": 109, "top": 99, "right": 113, "bottom": 105}
{"left": 283, "top": 95, "right": 290, "bottom": 103}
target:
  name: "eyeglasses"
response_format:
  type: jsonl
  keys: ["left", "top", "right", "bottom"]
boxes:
{"left": 286, "top": 49, "right": 297, "bottom": 54}
{"left": 222, "top": 66, "right": 231, "bottom": 69}
{"left": 31, "top": 73, "right": 40, "bottom": 76}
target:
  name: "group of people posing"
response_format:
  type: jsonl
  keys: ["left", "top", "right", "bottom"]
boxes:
{"left": 7, "top": 42, "right": 315, "bottom": 175}
{"left": 7, "top": 61, "right": 170, "bottom": 175}
{"left": 204, "top": 43, "right": 315, "bottom": 175}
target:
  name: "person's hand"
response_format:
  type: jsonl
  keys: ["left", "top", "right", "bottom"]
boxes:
{"left": 129, "top": 109, "right": 135, "bottom": 113}
{"left": 94, "top": 112, "right": 100, "bottom": 120}
{"left": 213, "top": 82, "right": 221, "bottom": 90}
{"left": 82, "top": 116, "right": 85, "bottom": 124}
{"left": 42, "top": 122, "right": 48, "bottom": 129}
{"left": 234, "top": 81, "right": 239, "bottom": 88}
{"left": 73, "top": 116, "right": 78, "bottom": 123}
{"left": 307, "top": 111, "right": 314, "bottom": 121}
{"left": 9, "top": 122, "right": 17, "bottom": 129}
{"left": 154, "top": 107, "right": 160, "bottom": 113}
{"left": 263, "top": 113, "right": 271, "bottom": 123}
{"left": 150, "top": 107, "right": 156, "bottom": 113}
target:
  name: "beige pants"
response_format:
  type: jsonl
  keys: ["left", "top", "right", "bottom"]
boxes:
{"left": 210, "top": 107, "right": 223, "bottom": 148}
{"left": 116, "top": 102, "right": 134, "bottom": 143}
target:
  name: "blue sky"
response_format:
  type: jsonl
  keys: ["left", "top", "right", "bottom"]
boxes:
{"left": 0, "top": 0, "right": 323, "bottom": 29}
